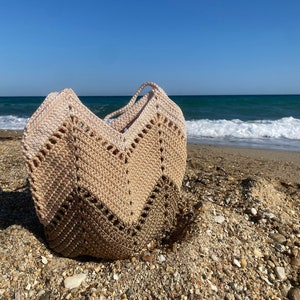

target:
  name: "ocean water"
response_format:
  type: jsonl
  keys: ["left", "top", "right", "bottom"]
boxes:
{"left": 1, "top": 94, "right": 300, "bottom": 151}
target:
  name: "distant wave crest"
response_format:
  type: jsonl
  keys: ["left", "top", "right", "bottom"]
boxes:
{"left": 0, "top": 115, "right": 28, "bottom": 130}
{"left": 186, "top": 117, "right": 300, "bottom": 140}
{"left": 1, "top": 115, "right": 299, "bottom": 144}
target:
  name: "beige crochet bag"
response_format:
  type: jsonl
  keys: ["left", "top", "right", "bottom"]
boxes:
{"left": 22, "top": 82, "right": 186, "bottom": 259}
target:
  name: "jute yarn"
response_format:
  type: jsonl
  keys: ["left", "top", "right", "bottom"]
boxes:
{"left": 22, "top": 82, "right": 186, "bottom": 259}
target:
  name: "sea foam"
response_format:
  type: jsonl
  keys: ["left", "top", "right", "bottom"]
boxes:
{"left": 1, "top": 115, "right": 300, "bottom": 150}
{"left": 0, "top": 115, "right": 28, "bottom": 130}
{"left": 186, "top": 117, "right": 300, "bottom": 140}
{"left": 1, "top": 115, "right": 300, "bottom": 139}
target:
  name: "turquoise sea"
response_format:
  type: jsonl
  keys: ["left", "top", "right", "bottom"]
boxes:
{"left": 1, "top": 94, "right": 300, "bottom": 151}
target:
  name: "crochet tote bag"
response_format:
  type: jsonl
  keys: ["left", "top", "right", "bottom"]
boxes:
{"left": 22, "top": 82, "right": 187, "bottom": 259}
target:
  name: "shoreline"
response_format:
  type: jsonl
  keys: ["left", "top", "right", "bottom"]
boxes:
{"left": 0, "top": 129, "right": 23, "bottom": 140}
{"left": 1, "top": 128, "right": 300, "bottom": 153}
{"left": 189, "top": 142, "right": 300, "bottom": 164}
{"left": 187, "top": 143, "right": 300, "bottom": 185}
{"left": 1, "top": 127, "right": 300, "bottom": 153}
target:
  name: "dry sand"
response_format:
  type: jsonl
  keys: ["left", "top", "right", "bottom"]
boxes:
{"left": 0, "top": 130, "right": 299, "bottom": 299}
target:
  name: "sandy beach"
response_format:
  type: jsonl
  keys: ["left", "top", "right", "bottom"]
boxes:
{"left": 0, "top": 130, "right": 299, "bottom": 299}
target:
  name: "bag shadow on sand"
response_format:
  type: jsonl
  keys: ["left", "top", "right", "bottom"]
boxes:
{"left": 0, "top": 184, "right": 44, "bottom": 241}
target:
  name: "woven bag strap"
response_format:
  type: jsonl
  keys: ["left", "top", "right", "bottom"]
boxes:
{"left": 103, "top": 82, "right": 162, "bottom": 122}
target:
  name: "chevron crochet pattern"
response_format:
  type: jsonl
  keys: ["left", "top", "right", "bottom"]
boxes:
{"left": 22, "top": 82, "right": 187, "bottom": 259}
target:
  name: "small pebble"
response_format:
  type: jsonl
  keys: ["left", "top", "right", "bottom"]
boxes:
{"left": 258, "top": 265, "right": 268, "bottom": 274}
{"left": 288, "top": 287, "right": 300, "bottom": 300}
{"left": 210, "top": 254, "right": 218, "bottom": 262}
{"left": 291, "top": 248, "right": 299, "bottom": 257}
{"left": 142, "top": 253, "right": 153, "bottom": 263}
{"left": 147, "top": 240, "right": 156, "bottom": 251}
{"left": 225, "top": 293, "right": 235, "bottom": 300}
{"left": 125, "top": 288, "right": 133, "bottom": 298}
{"left": 94, "top": 265, "right": 101, "bottom": 272}
{"left": 39, "top": 291, "right": 51, "bottom": 300}
{"left": 270, "top": 233, "right": 286, "bottom": 244}
{"left": 267, "top": 260, "right": 275, "bottom": 268}
{"left": 274, "top": 266, "right": 286, "bottom": 281}
{"left": 158, "top": 255, "right": 166, "bottom": 263}
{"left": 275, "top": 243, "right": 285, "bottom": 252}
{"left": 64, "top": 273, "right": 87, "bottom": 289}
{"left": 290, "top": 257, "right": 300, "bottom": 267}
{"left": 250, "top": 208, "right": 257, "bottom": 215}
{"left": 269, "top": 273, "right": 276, "bottom": 282}
{"left": 264, "top": 212, "right": 276, "bottom": 220}
{"left": 233, "top": 258, "right": 241, "bottom": 268}
{"left": 209, "top": 282, "right": 218, "bottom": 292}
{"left": 234, "top": 295, "right": 243, "bottom": 300}
{"left": 113, "top": 273, "right": 119, "bottom": 280}
{"left": 215, "top": 215, "right": 225, "bottom": 224}
{"left": 240, "top": 258, "right": 247, "bottom": 268}
{"left": 166, "top": 266, "right": 173, "bottom": 272}
{"left": 41, "top": 256, "right": 48, "bottom": 265}
{"left": 254, "top": 248, "right": 263, "bottom": 258}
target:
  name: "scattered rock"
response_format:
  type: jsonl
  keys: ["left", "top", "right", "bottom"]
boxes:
{"left": 64, "top": 273, "right": 87, "bottom": 289}
{"left": 142, "top": 253, "right": 153, "bottom": 263}
{"left": 147, "top": 240, "right": 156, "bottom": 251}
{"left": 210, "top": 254, "right": 218, "bottom": 262}
{"left": 240, "top": 258, "right": 247, "bottom": 268}
{"left": 39, "top": 291, "right": 51, "bottom": 300}
{"left": 290, "top": 257, "right": 300, "bottom": 267}
{"left": 125, "top": 288, "right": 133, "bottom": 298}
{"left": 264, "top": 211, "right": 276, "bottom": 220}
{"left": 113, "top": 273, "right": 119, "bottom": 280}
{"left": 208, "top": 280, "right": 218, "bottom": 292}
{"left": 254, "top": 248, "right": 263, "bottom": 258}
{"left": 274, "top": 266, "right": 286, "bottom": 281}
{"left": 131, "top": 257, "right": 137, "bottom": 264}
{"left": 158, "top": 255, "right": 166, "bottom": 263}
{"left": 291, "top": 248, "right": 299, "bottom": 257}
{"left": 288, "top": 287, "right": 300, "bottom": 300}
{"left": 233, "top": 258, "right": 241, "bottom": 268}
{"left": 250, "top": 207, "right": 257, "bottom": 215}
{"left": 270, "top": 233, "right": 286, "bottom": 244}
{"left": 225, "top": 293, "right": 235, "bottom": 300}
{"left": 41, "top": 256, "right": 48, "bottom": 265}
{"left": 215, "top": 215, "right": 225, "bottom": 224}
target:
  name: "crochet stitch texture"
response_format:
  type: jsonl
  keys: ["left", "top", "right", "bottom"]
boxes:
{"left": 22, "top": 82, "right": 187, "bottom": 259}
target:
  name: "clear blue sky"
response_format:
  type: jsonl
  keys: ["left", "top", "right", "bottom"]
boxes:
{"left": 1, "top": 0, "right": 300, "bottom": 96}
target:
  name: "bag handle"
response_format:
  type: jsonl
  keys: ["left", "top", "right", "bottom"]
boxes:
{"left": 103, "top": 82, "right": 162, "bottom": 122}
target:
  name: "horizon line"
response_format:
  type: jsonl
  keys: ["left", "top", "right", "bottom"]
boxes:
{"left": 1, "top": 92, "right": 300, "bottom": 98}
